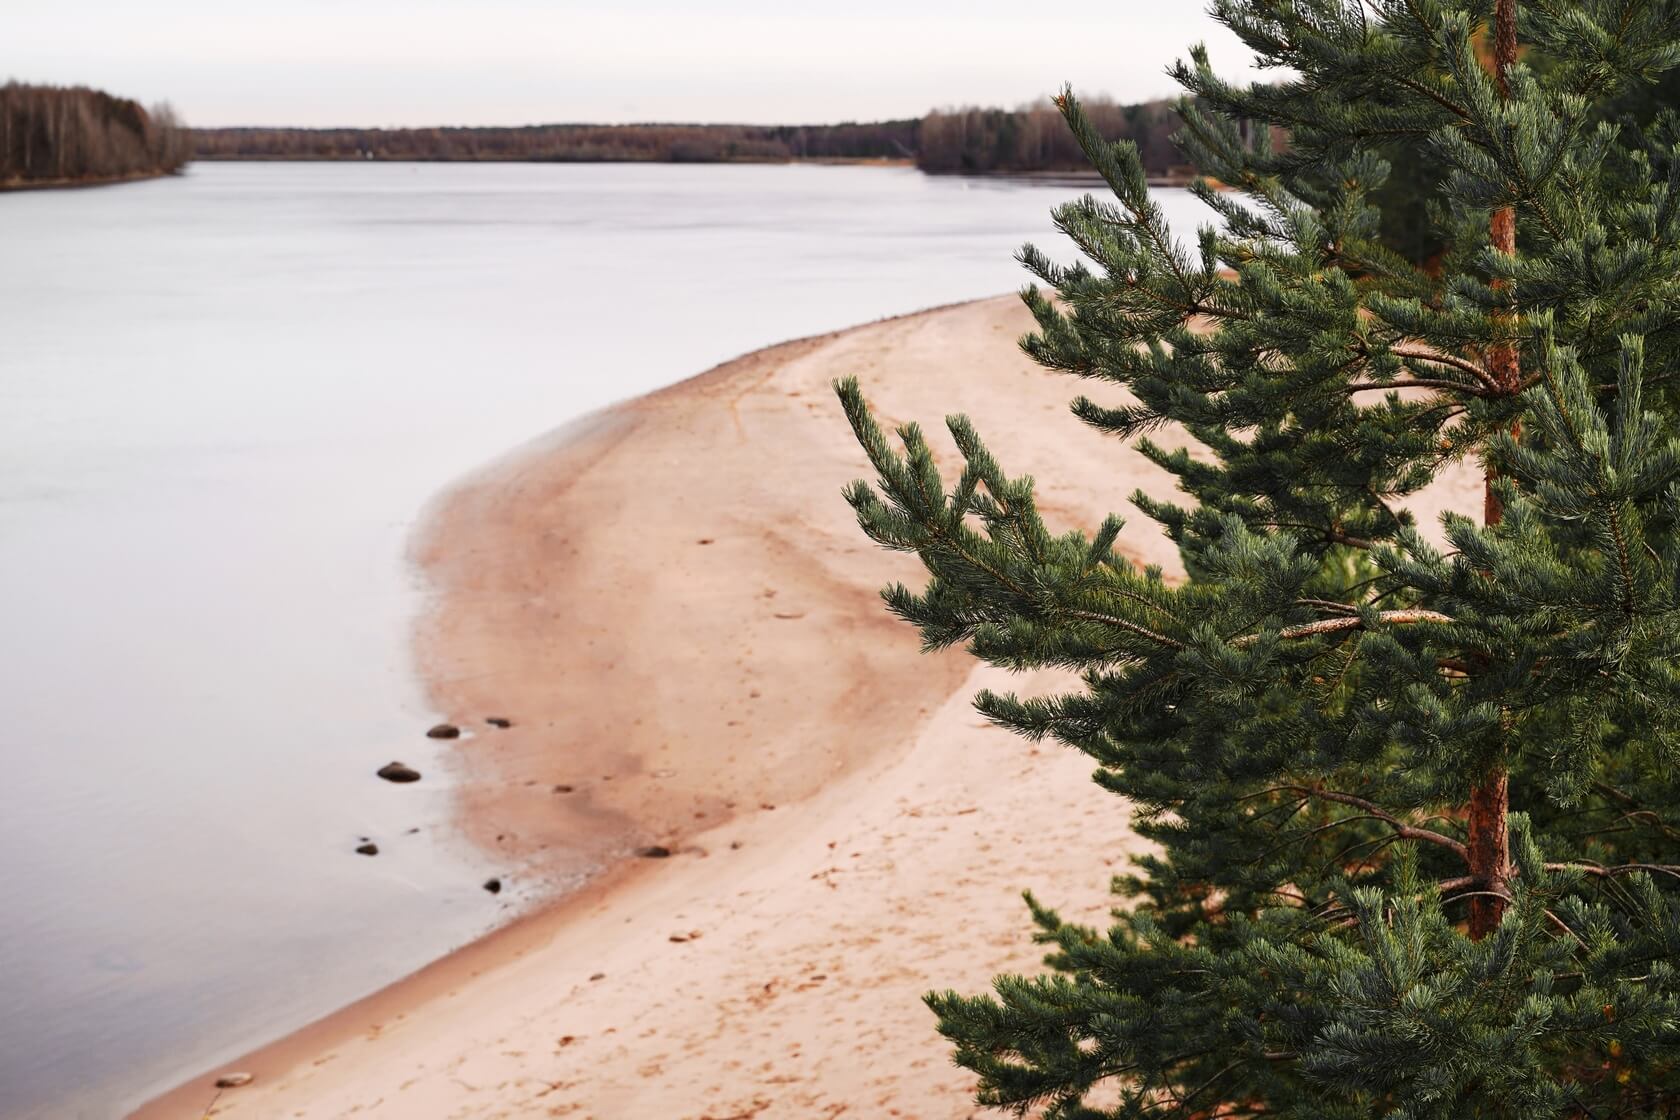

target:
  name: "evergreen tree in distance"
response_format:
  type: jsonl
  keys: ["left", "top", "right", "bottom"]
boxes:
{"left": 837, "top": 0, "right": 1680, "bottom": 1114}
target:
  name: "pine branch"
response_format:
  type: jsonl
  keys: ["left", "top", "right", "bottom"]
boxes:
{"left": 1062, "top": 608, "right": 1186, "bottom": 651}
{"left": 1388, "top": 345, "right": 1500, "bottom": 389}
{"left": 1232, "top": 609, "right": 1454, "bottom": 646}
{"left": 1256, "top": 522, "right": 1379, "bottom": 550}
{"left": 1544, "top": 861, "right": 1680, "bottom": 881}
{"left": 1277, "top": 784, "right": 1469, "bottom": 860}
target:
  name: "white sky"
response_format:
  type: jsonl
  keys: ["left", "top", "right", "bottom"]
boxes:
{"left": 8, "top": 1, "right": 1264, "bottom": 128}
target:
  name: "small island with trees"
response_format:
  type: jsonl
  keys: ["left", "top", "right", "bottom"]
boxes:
{"left": 1, "top": 82, "right": 190, "bottom": 189}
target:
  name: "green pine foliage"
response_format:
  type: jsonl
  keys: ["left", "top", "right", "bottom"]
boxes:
{"left": 836, "top": 2, "right": 1680, "bottom": 1115}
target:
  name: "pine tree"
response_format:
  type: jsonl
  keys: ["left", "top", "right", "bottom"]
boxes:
{"left": 837, "top": 1, "right": 1680, "bottom": 1114}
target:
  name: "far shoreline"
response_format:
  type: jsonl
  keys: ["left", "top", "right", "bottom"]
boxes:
{"left": 185, "top": 154, "right": 916, "bottom": 168}
{"left": 183, "top": 155, "right": 1196, "bottom": 186}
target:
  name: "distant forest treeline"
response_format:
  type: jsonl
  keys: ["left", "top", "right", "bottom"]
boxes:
{"left": 191, "top": 119, "right": 920, "bottom": 165}
{"left": 1, "top": 82, "right": 190, "bottom": 187}
{"left": 191, "top": 97, "right": 1197, "bottom": 180}
{"left": 0, "top": 87, "right": 1216, "bottom": 186}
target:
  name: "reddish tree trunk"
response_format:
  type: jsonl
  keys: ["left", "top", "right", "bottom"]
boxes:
{"left": 1467, "top": 0, "right": 1520, "bottom": 941}
{"left": 1468, "top": 767, "right": 1512, "bottom": 937}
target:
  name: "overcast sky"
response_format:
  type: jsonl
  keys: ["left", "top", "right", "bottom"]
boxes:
{"left": 9, "top": 1, "right": 1265, "bottom": 128}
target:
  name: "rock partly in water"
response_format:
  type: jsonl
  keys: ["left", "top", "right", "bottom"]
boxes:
{"left": 636, "top": 845, "right": 672, "bottom": 859}
{"left": 376, "top": 761, "right": 421, "bottom": 783}
{"left": 214, "top": 1072, "right": 254, "bottom": 1089}
{"left": 426, "top": 723, "right": 460, "bottom": 739}
{"left": 485, "top": 716, "right": 513, "bottom": 729}
{"left": 483, "top": 877, "right": 503, "bottom": 894}
{"left": 355, "top": 842, "right": 379, "bottom": 856}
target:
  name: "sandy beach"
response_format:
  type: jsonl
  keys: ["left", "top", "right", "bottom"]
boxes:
{"left": 137, "top": 293, "right": 1478, "bottom": 1119}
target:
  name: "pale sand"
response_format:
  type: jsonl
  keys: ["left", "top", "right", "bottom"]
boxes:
{"left": 137, "top": 294, "right": 1479, "bottom": 1119}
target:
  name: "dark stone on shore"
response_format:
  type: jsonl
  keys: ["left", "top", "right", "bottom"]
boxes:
{"left": 214, "top": 1072, "right": 254, "bottom": 1088}
{"left": 589, "top": 972, "right": 605, "bottom": 981}
{"left": 426, "top": 723, "right": 460, "bottom": 739}
{"left": 376, "top": 761, "right": 421, "bottom": 783}
{"left": 553, "top": 784, "right": 574, "bottom": 794}
{"left": 636, "top": 845, "right": 672, "bottom": 859}
{"left": 483, "top": 877, "right": 502, "bottom": 894}
{"left": 486, "top": 717, "right": 513, "bottom": 729}
{"left": 355, "top": 842, "right": 379, "bottom": 856}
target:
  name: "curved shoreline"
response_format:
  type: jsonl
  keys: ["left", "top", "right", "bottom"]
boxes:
{"left": 133, "top": 293, "right": 1183, "bottom": 1118}
{"left": 0, "top": 168, "right": 182, "bottom": 191}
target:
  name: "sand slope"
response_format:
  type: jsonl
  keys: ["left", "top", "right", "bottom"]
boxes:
{"left": 406, "top": 294, "right": 1196, "bottom": 889}
{"left": 141, "top": 293, "right": 1478, "bottom": 1118}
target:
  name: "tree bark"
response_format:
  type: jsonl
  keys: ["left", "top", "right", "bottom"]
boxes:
{"left": 1468, "top": 0, "right": 1520, "bottom": 941}
{"left": 1467, "top": 766, "right": 1511, "bottom": 937}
